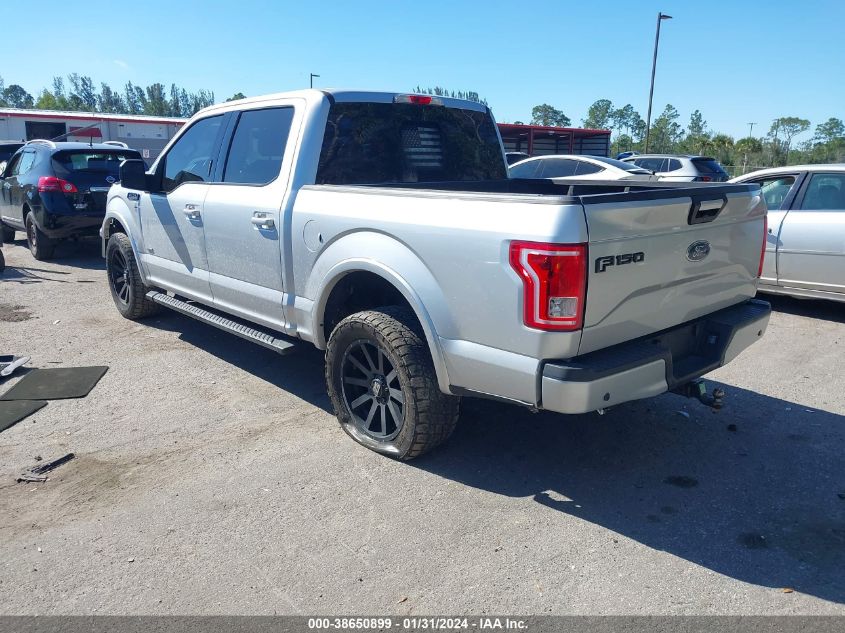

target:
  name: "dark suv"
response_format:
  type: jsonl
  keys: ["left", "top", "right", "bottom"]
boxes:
{"left": 0, "top": 140, "right": 141, "bottom": 260}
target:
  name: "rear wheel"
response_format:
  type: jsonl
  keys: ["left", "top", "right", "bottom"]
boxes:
{"left": 25, "top": 212, "right": 55, "bottom": 261}
{"left": 325, "top": 306, "right": 460, "bottom": 460}
{"left": 106, "top": 232, "right": 161, "bottom": 319}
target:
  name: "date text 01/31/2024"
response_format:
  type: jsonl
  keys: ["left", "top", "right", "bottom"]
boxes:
{"left": 307, "top": 617, "right": 528, "bottom": 630}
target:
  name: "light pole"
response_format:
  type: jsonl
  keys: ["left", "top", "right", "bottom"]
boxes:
{"left": 644, "top": 12, "right": 672, "bottom": 154}
{"left": 747, "top": 122, "right": 756, "bottom": 137}
{"left": 310, "top": 73, "right": 320, "bottom": 88}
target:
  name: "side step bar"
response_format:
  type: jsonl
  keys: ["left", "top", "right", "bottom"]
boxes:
{"left": 146, "top": 291, "right": 296, "bottom": 355}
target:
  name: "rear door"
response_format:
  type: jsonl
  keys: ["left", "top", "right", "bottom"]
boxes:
{"left": 201, "top": 102, "right": 300, "bottom": 330}
{"left": 0, "top": 151, "right": 24, "bottom": 226}
{"left": 138, "top": 114, "right": 226, "bottom": 302}
{"left": 777, "top": 171, "right": 845, "bottom": 294}
{"left": 738, "top": 172, "right": 802, "bottom": 284}
{"left": 578, "top": 185, "right": 766, "bottom": 354}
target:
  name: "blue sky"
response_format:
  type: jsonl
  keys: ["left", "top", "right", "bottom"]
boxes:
{"left": 3, "top": 0, "right": 843, "bottom": 141}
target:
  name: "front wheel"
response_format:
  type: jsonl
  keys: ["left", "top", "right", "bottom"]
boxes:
{"left": 106, "top": 232, "right": 161, "bottom": 320}
{"left": 325, "top": 306, "right": 460, "bottom": 460}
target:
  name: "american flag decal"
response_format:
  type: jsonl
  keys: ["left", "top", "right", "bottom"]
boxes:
{"left": 401, "top": 125, "right": 443, "bottom": 168}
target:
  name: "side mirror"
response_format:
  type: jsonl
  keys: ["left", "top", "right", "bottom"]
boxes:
{"left": 0, "top": 161, "right": 7, "bottom": 178}
{"left": 119, "top": 159, "right": 148, "bottom": 190}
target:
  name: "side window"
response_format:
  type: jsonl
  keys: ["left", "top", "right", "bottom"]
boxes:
{"left": 15, "top": 151, "right": 36, "bottom": 175}
{"left": 162, "top": 115, "right": 224, "bottom": 192}
{"left": 538, "top": 158, "right": 578, "bottom": 178}
{"left": 754, "top": 175, "right": 796, "bottom": 211}
{"left": 5, "top": 152, "right": 23, "bottom": 176}
{"left": 637, "top": 158, "right": 663, "bottom": 172}
{"left": 667, "top": 159, "right": 682, "bottom": 172}
{"left": 800, "top": 173, "right": 845, "bottom": 211}
{"left": 508, "top": 161, "right": 542, "bottom": 178}
{"left": 574, "top": 161, "right": 603, "bottom": 176}
{"left": 223, "top": 107, "right": 295, "bottom": 185}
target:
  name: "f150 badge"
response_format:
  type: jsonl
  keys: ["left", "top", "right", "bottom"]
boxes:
{"left": 595, "top": 252, "right": 645, "bottom": 273}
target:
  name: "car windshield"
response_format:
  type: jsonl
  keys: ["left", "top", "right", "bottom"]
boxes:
{"left": 692, "top": 157, "right": 728, "bottom": 176}
{"left": 52, "top": 150, "right": 141, "bottom": 176}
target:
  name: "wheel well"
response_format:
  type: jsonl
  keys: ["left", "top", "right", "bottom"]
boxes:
{"left": 322, "top": 271, "right": 416, "bottom": 343}
{"left": 104, "top": 218, "right": 127, "bottom": 239}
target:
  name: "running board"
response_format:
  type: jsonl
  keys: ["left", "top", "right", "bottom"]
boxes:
{"left": 146, "top": 291, "right": 296, "bottom": 355}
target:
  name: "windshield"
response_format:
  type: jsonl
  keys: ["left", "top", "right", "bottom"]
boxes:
{"left": 52, "top": 150, "right": 141, "bottom": 177}
{"left": 316, "top": 102, "right": 506, "bottom": 185}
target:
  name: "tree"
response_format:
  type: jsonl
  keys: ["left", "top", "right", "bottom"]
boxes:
{"left": 226, "top": 92, "right": 246, "bottom": 102}
{"left": 98, "top": 83, "right": 125, "bottom": 113}
{"left": 649, "top": 104, "right": 684, "bottom": 152}
{"left": 769, "top": 117, "right": 810, "bottom": 165}
{"left": 2, "top": 84, "right": 34, "bottom": 109}
{"left": 415, "top": 86, "right": 488, "bottom": 105}
{"left": 530, "top": 104, "right": 570, "bottom": 127}
{"left": 124, "top": 81, "right": 142, "bottom": 114}
{"left": 582, "top": 99, "right": 613, "bottom": 130}
{"left": 687, "top": 110, "right": 708, "bottom": 137}
{"left": 35, "top": 89, "right": 60, "bottom": 110}
{"left": 610, "top": 104, "right": 636, "bottom": 136}
{"left": 814, "top": 117, "right": 844, "bottom": 144}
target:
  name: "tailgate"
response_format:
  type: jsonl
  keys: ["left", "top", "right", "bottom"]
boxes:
{"left": 578, "top": 184, "right": 765, "bottom": 355}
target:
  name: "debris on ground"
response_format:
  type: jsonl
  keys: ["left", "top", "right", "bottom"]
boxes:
{"left": 782, "top": 588, "right": 794, "bottom": 594}
{"left": 675, "top": 410, "right": 690, "bottom": 419}
{"left": 0, "top": 355, "right": 30, "bottom": 378}
{"left": 17, "top": 453, "right": 75, "bottom": 483}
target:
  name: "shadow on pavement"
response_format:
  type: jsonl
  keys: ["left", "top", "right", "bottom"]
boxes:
{"left": 140, "top": 300, "right": 845, "bottom": 604}
{"left": 411, "top": 384, "right": 845, "bottom": 604}
{"left": 763, "top": 292, "right": 845, "bottom": 325}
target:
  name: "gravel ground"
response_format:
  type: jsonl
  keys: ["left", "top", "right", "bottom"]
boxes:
{"left": 0, "top": 237, "right": 843, "bottom": 615}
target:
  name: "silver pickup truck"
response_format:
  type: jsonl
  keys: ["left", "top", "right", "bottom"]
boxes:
{"left": 103, "top": 89, "right": 770, "bottom": 459}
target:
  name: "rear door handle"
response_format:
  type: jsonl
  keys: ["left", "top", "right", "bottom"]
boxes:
{"left": 251, "top": 212, "right": 275, "bottom": 230}
{"left": 183, "top": 204, "right": 201, "bottom": 220}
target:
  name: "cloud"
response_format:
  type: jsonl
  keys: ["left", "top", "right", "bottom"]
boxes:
{"left": 113, "top": 59, "right": 130, "bottom": 70}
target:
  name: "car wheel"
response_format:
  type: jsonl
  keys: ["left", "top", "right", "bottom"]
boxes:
{"left": 325, "top": 306, "right": 460, "bottom": 460}
{"left": 25, "top": 212, "right": 55, "bottom": 261}
{"left": 1, "top": 224, "right": 15, "bottom": 243}
{"left": 0, "top": 248, "right": 5, "bottom": 274}
{"left": 106, "top": 232, "right": 161, "bottom": 320}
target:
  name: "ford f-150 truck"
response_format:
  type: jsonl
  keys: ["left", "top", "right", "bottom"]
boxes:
{"left": 102, "top": 89, "right": 770, "bottom": 459}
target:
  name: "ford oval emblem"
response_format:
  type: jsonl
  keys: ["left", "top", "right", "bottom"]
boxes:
{"left": 687, "top": 240, "right": 711, "bottom": 262}
{"left": 106, "top": 176, "right": 116, "bottom": 184}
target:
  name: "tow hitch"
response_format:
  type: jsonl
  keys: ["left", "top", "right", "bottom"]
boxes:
{"left": 672, "top": 379, "right": 725, "bottom": 410}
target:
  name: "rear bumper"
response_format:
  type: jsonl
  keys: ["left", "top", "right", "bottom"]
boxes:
{"left": 33, "top": 208, "right": 103, "bottom": 239}
{"left": 541, "top": 299, "right": 771, "bottom": 414}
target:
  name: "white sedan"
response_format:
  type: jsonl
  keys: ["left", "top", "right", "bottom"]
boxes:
{"left": 508, "top": 154, "right": 658, "bottom": 181}
{"left": 731, "top": 164, "right": 845, "bottom": 302}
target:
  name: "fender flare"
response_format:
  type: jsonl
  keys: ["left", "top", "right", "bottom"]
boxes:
{"left": 101, "top": 196, "right": 149, "bottom": 281}
{"left": 308, "top": 235, "right": 457, "bottom": 394}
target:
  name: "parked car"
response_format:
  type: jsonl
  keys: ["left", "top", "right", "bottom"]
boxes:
{"left": 731, "top": 164, "right": 845, "bottom": 302}
{"left": 103, "top": 89, "right": 769, "bottom": 460}
{"left": 616, "top": 151, "right": 639, "bottom": 160}
{"left": 0, "top": 141, "right": 24, "bottom": 164}
{"left": 622, "top": 154, "right": 729, "bottom": 182}
{"left": 509, "top": 154, "right": 657, "bottom": 181}
{"left": 505, "top": 151, "right": 530, "bottom": 165}
{"left": 0, "top": 140, "right": 141, "bottom": 259}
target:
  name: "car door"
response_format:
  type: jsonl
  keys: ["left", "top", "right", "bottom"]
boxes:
{"left": 740, "top": 172, "right": 803, "bottom": 285}
{"left": 2, "top": 150, "right": 36, "bottom": 227}
{"left": 138, "top": 114, "right": 226, "bottom": 303}
{"left": 0, "top": 151, "right": 23, "bottom": 225}
{"left": 200, "top": 103, "right": 300, "bottom": 330}
{"left": 777, "top": 171, "right": 845, "bottom": 294}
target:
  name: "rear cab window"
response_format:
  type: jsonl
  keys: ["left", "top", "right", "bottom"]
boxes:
{"left": 316, "top": 102, "right": 505, "bottom": 185}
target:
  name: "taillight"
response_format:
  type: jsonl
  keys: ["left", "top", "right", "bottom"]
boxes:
{"left": 38, "top": 176, "right": 77, "bottom": 193}
{"left": 394, "top": 94, "right": 443, "bottom": 106}
{"left": 509, "top": 241, "right": 587, "bottom": 331}
{"left": 758, "top": 214, "right": 768, "bottom": 278}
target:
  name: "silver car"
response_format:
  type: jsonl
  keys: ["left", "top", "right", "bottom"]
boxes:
{"left": 732, "top": 164, "right": 845, "bottom": 302}
{"left": 623, "top": 154, "right": 730, "bottom": 182}
{"left": 509, "top": 154, "right": 657, "bottom": 181}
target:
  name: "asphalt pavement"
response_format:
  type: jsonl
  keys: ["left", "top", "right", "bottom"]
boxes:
{"left": 0, "top": 237, "right": 843, "bottom": 615}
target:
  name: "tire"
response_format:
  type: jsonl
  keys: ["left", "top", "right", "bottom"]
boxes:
{"left": 1, "top": 224, "right": 14, "bottom": 243}
{"left": 106, "top": 232, "right": 161, "bottom": 320}
{"left": 0, "top": 248, "right": 5, "bottom": 274}
{"left": 325, "top": 306, "right": 460, "bottom": 460}
{"left": 25, "top": 212, "right": 55, "bottom": 261}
